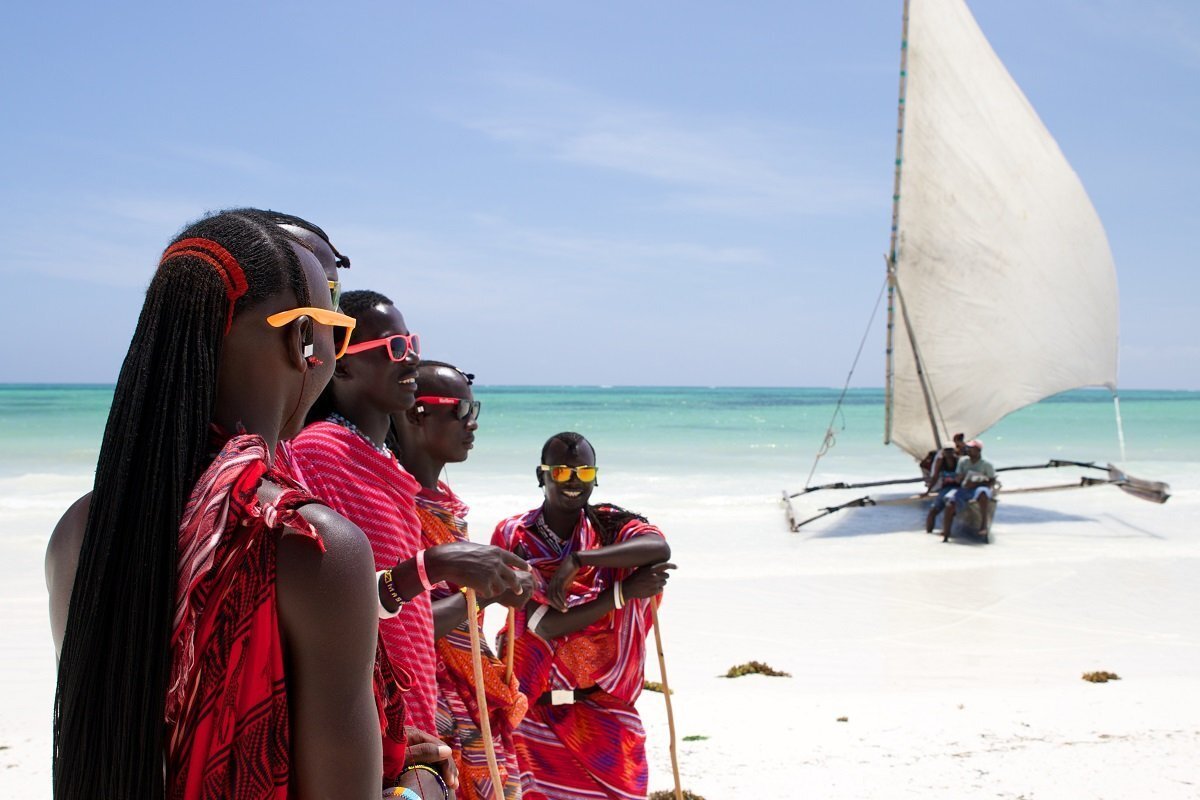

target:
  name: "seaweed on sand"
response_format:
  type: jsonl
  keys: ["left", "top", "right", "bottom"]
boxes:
{"left": 643, "top": 680, "right": 673, "bottom": 694}
{"left": 722, "top": 660, "right": 791, "bottom": 678}
{"left": 1082, "top": 670, "right": 1121, "bottom": 683}
{"left": 649, "top": 791, "right": 707, "bottom": 800}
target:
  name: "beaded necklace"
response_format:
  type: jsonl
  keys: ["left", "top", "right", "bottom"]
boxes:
{"left": 327, "top": 412, "right": 394, "bottom": 458}
{"left": 534, "top": 510, "right": 571, "bottom": 554}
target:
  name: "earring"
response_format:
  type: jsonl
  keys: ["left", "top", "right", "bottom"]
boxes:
{"left": 303, "top": 341, "right": 322, "bottom": 368}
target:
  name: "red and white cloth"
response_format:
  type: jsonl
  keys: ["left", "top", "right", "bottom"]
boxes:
{"left": 287, "top": 422, "right": 437, "bottom": 733}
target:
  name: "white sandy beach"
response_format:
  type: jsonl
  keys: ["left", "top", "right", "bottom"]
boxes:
{"left": 2, "top": 463, "right": 1198, "bottom": 799}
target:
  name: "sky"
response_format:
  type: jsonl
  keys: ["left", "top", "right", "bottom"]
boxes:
{"left": 1, "top": 0, "right": 1196, "bottom": 388}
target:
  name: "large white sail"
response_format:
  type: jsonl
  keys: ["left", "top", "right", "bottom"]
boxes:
{"left": 886, "top": 0, "right": 1119, "bottom": 459}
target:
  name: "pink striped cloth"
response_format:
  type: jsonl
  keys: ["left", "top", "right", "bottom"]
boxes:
{"left": 491, "top": 506, "right": 664, "bottom": 799}
{"left": 286, "top": 422, "right": 437, "bottom": 733}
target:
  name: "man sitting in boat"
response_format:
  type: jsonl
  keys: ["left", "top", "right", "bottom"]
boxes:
{"left": 924, "top": 445, "right": 961, "bottom": 534}
{"left": 937, "top": 439, "right": 996, "bottom": 542}
{"left": 920, "top": 433, "right": 968, "bottom": 485}
{"left": 925, "top": 445, "right": 959, "bottom": 494}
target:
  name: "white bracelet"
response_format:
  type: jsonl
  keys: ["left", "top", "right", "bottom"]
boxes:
{"left": 376, "top": 570, "right": 402, "bottom": 620}
{"left": 527, "top": 603, "right": 549, "bottom": 635}
{"left": 613, "top": 580, "right": 625, "bottom": 610}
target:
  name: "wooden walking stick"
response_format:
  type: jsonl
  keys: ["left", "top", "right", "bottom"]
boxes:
{"left": 504, "top": 607, "right": 516, "bottom": 684}
{"left": 650, "top": 596, "right": 683, "bottom": 800}
{"left": 464, "top": 588, "right": 505, "bottom": 800}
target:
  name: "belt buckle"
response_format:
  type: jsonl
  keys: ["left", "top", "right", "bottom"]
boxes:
{"left": 550, "top": 689, "right": 575, "bottom": 706}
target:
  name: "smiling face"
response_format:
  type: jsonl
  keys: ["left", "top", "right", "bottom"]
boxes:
{"left": 540, "top": 437, "right": 597, "bottom": 514}
{"left": 412, "top": 365, "right": 478, "bottom": 464}
{"left": 337, "top": 302, "right": 419, "bottom": 414}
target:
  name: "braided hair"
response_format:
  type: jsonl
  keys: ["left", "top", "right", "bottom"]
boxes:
{"left": 250, "top": 209, "right": 351, "bottom": 269}
{"left": 52, "top": 209, "right": 310, "bottom": 800}
{"left": 540, "top": 431, "right": 592, "bottom": 466}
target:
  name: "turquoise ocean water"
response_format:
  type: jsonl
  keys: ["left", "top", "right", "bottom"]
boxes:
{"left": 2, "top": 384, "right": 1197, "bottom": 486}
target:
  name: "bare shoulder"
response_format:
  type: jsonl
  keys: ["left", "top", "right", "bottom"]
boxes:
{"left": 275, "top": 499, "right": 377, "bottom": 634}
{"left": 46, "top": 492, "right": 92, "bottom": 655}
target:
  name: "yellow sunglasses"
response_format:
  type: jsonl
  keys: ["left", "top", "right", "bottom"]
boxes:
{"left": 540, "top": 464, "right": 599, "bottom": 483}
{"left": 266, "top": 307, "right": 357, "bottom": 359}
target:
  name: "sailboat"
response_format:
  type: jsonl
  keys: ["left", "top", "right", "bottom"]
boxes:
{"left": 783, "top": 0, "right": 1169, "bottom": 536}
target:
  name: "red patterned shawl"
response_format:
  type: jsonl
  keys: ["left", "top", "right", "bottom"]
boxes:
{"left": 419, "top": 484, "right": 527, "bottom": 800}
{"left": 166, "top": 434, "right": 407, "bottom": 800}
{"left": 490, "top": 505, "right": 664, "bottom": 800}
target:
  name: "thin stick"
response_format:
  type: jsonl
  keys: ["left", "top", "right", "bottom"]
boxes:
{"left": 650, "top": 597, "right": 682, "bottom": 800}
{"left": 504, "top": 607, "right": 516, "bottom": 684}
{"left": 465, "top": 589, "right": 504, "bottom": 800}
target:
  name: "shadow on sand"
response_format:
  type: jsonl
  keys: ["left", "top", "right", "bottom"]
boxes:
{"left": 802, "top": 494, "right": 1096, "bottom": 540}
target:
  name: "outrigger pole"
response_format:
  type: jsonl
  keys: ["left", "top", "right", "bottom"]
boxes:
{"left": 782, "top": 461, "right": 1169, "bottom": 531}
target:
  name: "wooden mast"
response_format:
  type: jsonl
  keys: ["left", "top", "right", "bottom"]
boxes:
{"left": 885, "top": 0, "right": 943, "bottom": 453}
{"left": 884, "top": 0, "right": 912, "bottom": 445}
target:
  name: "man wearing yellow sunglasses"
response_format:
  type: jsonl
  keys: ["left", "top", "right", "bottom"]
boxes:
{"left": 490, "top": 432, "right": 675, "bottom": 800}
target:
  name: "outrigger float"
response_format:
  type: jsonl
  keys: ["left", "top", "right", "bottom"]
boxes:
{"left": 783, "top": 0, "right": 1170, "bottom": 538}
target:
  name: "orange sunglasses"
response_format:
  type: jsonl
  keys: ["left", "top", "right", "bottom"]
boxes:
{"left": 266, "top": 307, "right": 357, "bottom": 359}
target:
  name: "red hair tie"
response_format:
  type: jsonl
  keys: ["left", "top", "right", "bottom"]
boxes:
{"left": 159, "top": 237, "right": 249, "bottom": 333}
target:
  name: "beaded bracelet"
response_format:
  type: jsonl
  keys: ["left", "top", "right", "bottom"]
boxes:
{"left": 396, "top": 764, "right": 449, "bottom": 800}
{"left": 377, "top": 569, "right": 404, "bottom": 620}
{"left": 459, "top": 586, "right": 481, "bottom": 613}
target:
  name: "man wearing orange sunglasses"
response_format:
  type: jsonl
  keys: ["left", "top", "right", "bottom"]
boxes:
{"left": 490, "top": 432, "right": 675, "bottom": 800}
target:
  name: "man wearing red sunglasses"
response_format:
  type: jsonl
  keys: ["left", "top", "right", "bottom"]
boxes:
{"left": 491, "top": 432, "right": 674, "bottom": 800}
{"left": 391, "top": 360, "right": 531, "bottom": 800}
{"left": 289, "top": 291, "right": 530, "bottom": 796}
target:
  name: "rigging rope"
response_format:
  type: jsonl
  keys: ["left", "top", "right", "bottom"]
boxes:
{"left": 804, "top": 275, "right": 890, "bottom": 488}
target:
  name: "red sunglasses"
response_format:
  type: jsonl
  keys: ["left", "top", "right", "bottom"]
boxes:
{"left": 416, "top": 395, "right": 481, "bottom": 422}
{"left": 344, "top": 332, "right": 420, "bottom": 361}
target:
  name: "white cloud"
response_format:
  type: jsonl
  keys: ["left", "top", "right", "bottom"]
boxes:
{"left": 468, "top": 214, "right": 767, "bottom": 270}
{"left": 454, "top": 71, "right": 876, "bottom": 217}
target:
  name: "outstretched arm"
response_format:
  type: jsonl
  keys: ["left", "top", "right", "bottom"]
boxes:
{"left": 382, "top": 542, "right": 532, "bottom": 615}
{"left": 277, "top": 502, "right": 382, "bottom": 800}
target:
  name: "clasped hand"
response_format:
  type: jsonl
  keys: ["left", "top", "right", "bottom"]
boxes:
{"left": 427, "top": 541, "right": 532, "bottom": 600}
{"left": 622, "top": 561, "right": 675, "bottom": 600}
{"left": 547, "top": 555, "right": 676, "bottom": 612}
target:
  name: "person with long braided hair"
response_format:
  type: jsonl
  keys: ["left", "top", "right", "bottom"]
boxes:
{"left": 391, "top": 360, "right": 530, "bottom": 800}
{"left": 490, "top": 432, "right": 674, "bottom": 800}
{"left": 44, "top": 210, "right": 404, "bottom": 799}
